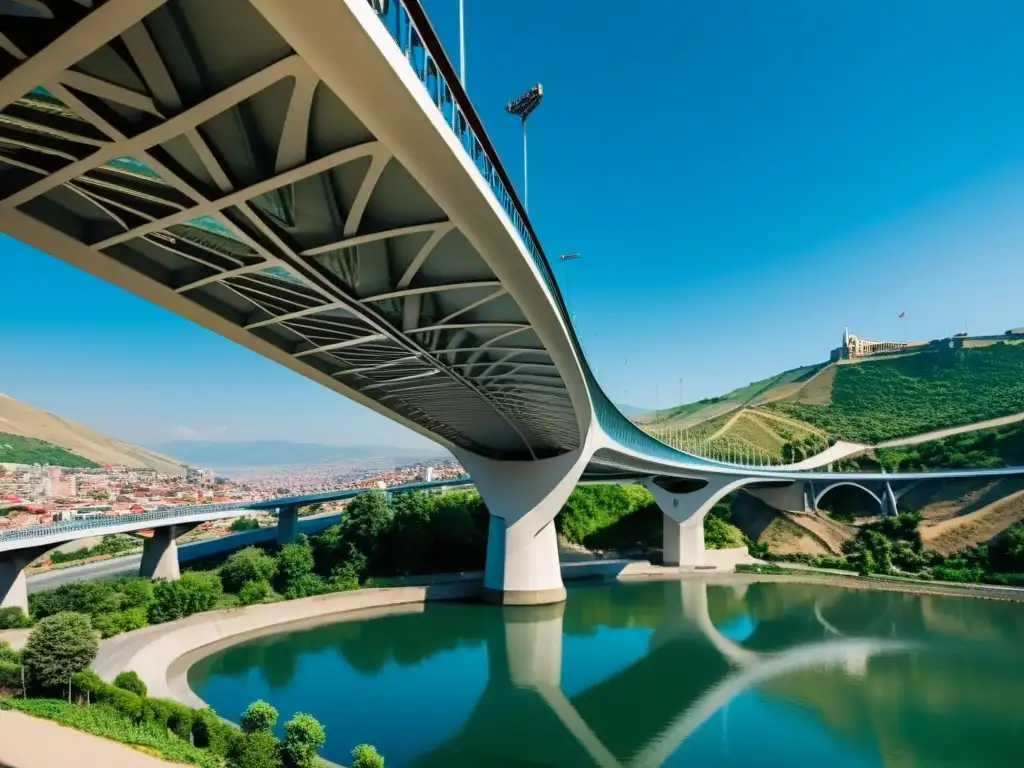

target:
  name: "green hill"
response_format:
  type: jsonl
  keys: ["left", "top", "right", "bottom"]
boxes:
{"left": 0, "top": 432, "right": 100, "bottom": 469}
{"left": 769, "top": 343, "right": 1024, "bottom": 443}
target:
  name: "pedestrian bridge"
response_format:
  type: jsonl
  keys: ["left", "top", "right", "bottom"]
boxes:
{"left": 2, "top": 0, "right": 1022, "bottom": 605}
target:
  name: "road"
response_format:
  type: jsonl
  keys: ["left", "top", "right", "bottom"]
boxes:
{"left": 25, "top": 510, "right": 345, "bottom": 592}
{"left": 875, "top": 412, "right": 1024, "bottom": 448}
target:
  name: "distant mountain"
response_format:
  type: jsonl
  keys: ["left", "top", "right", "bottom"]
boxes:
{"left": 148, "top": 440, "right": 450, "bottom": 470}
{"left": 0, "top": 393, "right": 186, "bottom": 475}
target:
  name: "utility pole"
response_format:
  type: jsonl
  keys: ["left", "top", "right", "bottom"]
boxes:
{"left": 505, "top": 84, "right": 543, "bottom": 211}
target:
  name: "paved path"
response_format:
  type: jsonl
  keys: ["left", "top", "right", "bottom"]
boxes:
{"left": 875, "top": 412, "right": 1024, "bottom": 448}
{"left": 0, "top": 710, "right": 175, "bottom": 768}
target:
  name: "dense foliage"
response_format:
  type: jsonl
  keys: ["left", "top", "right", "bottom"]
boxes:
{"left": 0, "top": 432, "right": 100, "bottom": 468}
{"left": 279, "top": 712, "right": 327, "bottom": 768}
{"left": 351, "top": 744, "right": 386, "bottom": 768}
{"left": 113, "top": 670, "right": 147, "bottom": 697}
{"left": 21, "top": 612, "right": 98, "bottom": 690}
{"left": 241, "top": 699, "right": 278, "bottom": 733}
{"left": 873, "top": 421, "right": 1024, "bottom": 471}
{"left": 221, "top": 547, "right": 279, "bottom": 593}
{"left": 0, "top": 605, "right": 32, "bottom": 629}
{"left": 771, "top": 344, "right": 1024, "bottom": 443}
{"left": 147, "top": 572, "right": 222, "bottom": 623}
{"left": 231, "top": 517, "right": 261, "bottom": 532}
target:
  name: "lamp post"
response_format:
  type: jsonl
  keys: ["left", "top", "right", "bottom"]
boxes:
{"left": 505, "top": 84, "right": 543, "bottom": 211}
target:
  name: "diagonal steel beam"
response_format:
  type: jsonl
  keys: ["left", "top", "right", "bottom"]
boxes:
{"left": 300, "top": 221, "right": 446, "bottom": 257}
{"left": 359, "top": 279, "right": 501, "bottom": 304}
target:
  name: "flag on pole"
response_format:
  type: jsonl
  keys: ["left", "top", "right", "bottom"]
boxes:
{"left": 898, "top": 311, "right": 906, "bottom": 319}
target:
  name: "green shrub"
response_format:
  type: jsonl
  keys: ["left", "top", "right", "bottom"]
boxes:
{"left": 351, "top": 743, "right": 386, "bottom": 768}
{"left": 70, "top": 669, "right": 105, "bottom": 701}
{"left": 238, "top": 580, "right": 271, "bottom": 606}
{"left": 221, "top": 547, "right": 278, "bottom": 593}
{"left": 279, "top": 712, "right": 326, "bottom": 768}
{"left": 21, "top": 612, "right": 98, "bottom": 689}
{"left": 148, "top": 572, "right": 222, "bottom": 624}
{"left": 240, "top": 699, "right": 278, "bottom": 734}
{"left": 231, "top": 729, "right": 281, "bottom": 768}
{"left": 98, "top": 686, "right": 144, "bottom": 721}
{"left": 0, "top": 606, "right": 32, "bottom": 629}
{"left": 192, "top": 706, "right": 240, "bottom": 757}
{"left": 0, "top": 640, "right": 21, "bottom": 664}
{"left": 276, "top": 542, "right": 315, "bottom": 593}
{"left": 0, "top": 660, "right": 23, "bottom": 692}
{"left": 113, "top": 670, "right": 147, "bottom": 697}
{"left": 231, "top": 517, "right": 260, "bottom": 532}
{"left": 0, "top": 698, "right": 220, "bottom": 768}
{"left": 93, "top": 606, "right": 149, "bottom": 638}
{"left": 282, "top": 573, "right": 328, "bottom": 600}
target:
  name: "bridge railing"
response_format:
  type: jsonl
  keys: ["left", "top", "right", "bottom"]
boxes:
{"left": 370, "top": 0, "right": 727, "bottom": 468}
{"left": 0, "top": 501, "right": 255, "bottom": 544}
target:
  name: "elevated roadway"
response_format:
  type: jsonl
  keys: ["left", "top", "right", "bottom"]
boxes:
{"left": 1, "top": 0, "right": 1022, "bottom": 607}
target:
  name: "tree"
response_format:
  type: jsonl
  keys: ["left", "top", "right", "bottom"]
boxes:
{"left": 351, "top": 744, "right": 385, "bottom": 768}
{"left": 240, "top": 700, "right": 279, "bottom": 734}
{"left": 231, "top": 517, "right": 260, "bottom": 532}
{"left": 0, "top": 606, "right": 32, "bottom": 629}
{"left": 148, "top": 571, "right": 222, "bottom": 624}
{"left": 339, "top": 490, "right": 394, "bottom": 564}
{"left": 221, "top": 547, "right": 279, "bottom": 593}
{"left": 279, "top": 713, "right": 326, "bottom": 768}
{"left": 22, "top": 612, "right": 98, "bottom": 690}
{"left": 113, "top": 669, "right": 147, "bottom": 697}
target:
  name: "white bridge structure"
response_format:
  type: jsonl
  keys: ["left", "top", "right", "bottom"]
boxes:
{"left": 2, "top": 0, "right": 1023, "bottom": 609}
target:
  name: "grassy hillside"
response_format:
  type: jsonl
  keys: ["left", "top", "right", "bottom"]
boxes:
{"left": 0, "top": 432, "right": 100, "bottom": 469}
{"left": 0, "top": 394, "right": 185, "bottom": 474}
{"left": 872, "top": 420, "right": 1024, "bottom": 471}
{"left": 769, "top": 343, "right": 1024, "bottom": 443}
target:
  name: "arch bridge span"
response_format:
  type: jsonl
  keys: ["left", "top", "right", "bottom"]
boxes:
{"left": 2, "top": 0, "right": 1023, "bottom": 605}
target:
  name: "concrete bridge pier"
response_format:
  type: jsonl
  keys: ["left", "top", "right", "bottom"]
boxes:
{"left": 645, "top": 477, "right": 753, "bottom": 567}
{"left": 276, "top": 504, "right": 300, "bottom": 545}
{"left": 455, "top": 448, "right": 591, "bottom": 606}
{"left": 0, "top": 545, "right": 50, "bottom": 614}
{"left": 139, "top": 524, "right": 196, "bottom": 581}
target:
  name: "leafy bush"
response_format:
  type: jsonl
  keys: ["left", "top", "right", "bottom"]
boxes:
{"left": 0, "top": 698, "right": 220, "bottom": 768}
{"left": 276, "top": 542, "right": 315, "bottom": 594}
{"left": 221, "top": 547, "right": 278, "bottom": 593}
{"left": 70, "top": 669, "right": 105, "bottom": 701}
{"left": 93, "top": 606, "right": 148, "bottom": 638}
{"left": 192, "top": 706, "right": 241, "bottom": 757}
{"left": 142, "top": 697, "right": 193, "bottom": 739}
{"left": 351, "top": 744, "right": 386, "bottom": 768}
{"left": 30, "top": 578, "right": 151, "bottom": 621}
{"left": 0, "top": 606, "right": 32, "bottom": 629}
{"left": 0, "top": 660, "right": 23, "bottom": 692}
{"left": 231, "top": 517, "right": 260, "bottom": 532}
{"left": 0, "top": 640, "right": 21, "bottom": 664}
{"left": 240, "top": 699, "right": 278, "bottom": 734}
{"left": 113, "top": 670, "right": 147, "bottom": 697}
{"left": 279, "top": 712, "right": 326, "bottom": 768}
{"left": 148, "top": 572, "right": 222, "bottom": 624}
{"left": 282, "top": 573, "right": 328, "bottom": 600}
{"left": 97, "top": 685, "right": 144, "bottom": 721}
{"left": 238, "top": 579, "right": 271, "bottom": 606}
{"left": 231, "top": 729, "right": 281, "bottom": 768}
{"left": 21, "top": 612, "right": 98, "bottom": 689}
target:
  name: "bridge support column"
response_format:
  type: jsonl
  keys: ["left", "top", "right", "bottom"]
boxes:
{"left": 883, "top": 482, "right": 898, "bottom": 517}
{"left": 455, "top": 447, "right": 591, "bottom": 606}
{"left": 0, "top": 545, "right": 51, "bottom": 614}
{"left": 744, "top": 481, "right": 810, "bottom": 513}
{"left": 645, "top": 476, "right": 755, "bottom": 567}
{"left": 139, "top": 526, "right": 187, "bottom": 581}
{"left": 276, "top": 505, "right": 299, "bottom": 545}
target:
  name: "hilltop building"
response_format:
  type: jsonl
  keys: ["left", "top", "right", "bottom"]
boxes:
{"left": 831, "top": 327, "right": 926, "bottom": 361}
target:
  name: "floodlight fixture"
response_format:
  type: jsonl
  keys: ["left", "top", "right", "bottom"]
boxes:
{"left": 506, "top": 84, "right": 544, "bottom": 211}
{"left": 505, "top": 84, "right": 544, "bottom": 120}
{"left": 560, "top": 252, "right": 581, "bottom": 261}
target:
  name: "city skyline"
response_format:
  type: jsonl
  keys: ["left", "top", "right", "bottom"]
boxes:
{"left": 4, "top": 0, "right": 1024, "bottom": 447}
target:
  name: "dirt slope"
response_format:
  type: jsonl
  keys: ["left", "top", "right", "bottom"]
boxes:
{"left": 0, "top": 393, "right": 185, "bottom": 475}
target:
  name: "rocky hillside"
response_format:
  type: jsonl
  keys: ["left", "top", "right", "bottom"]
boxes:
{"left": 0, "top": 394, "right": 185, "bottom": 475}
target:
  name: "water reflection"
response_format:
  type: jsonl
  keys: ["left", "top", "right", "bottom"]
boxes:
{"left": 189, "top": 579, "right": 1024, "bottom": 767}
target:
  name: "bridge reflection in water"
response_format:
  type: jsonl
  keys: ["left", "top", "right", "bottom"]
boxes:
{"left": 189, "top": 579, "right": 1024, "bottom": 767}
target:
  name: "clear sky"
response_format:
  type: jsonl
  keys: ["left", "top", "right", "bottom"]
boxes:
{"left": 3, "top": 0, "right": 1024, "bottom": 446}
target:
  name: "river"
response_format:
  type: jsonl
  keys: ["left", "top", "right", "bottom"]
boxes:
{"left": 188, "top": 577, "right": 1024, "bottom": 767}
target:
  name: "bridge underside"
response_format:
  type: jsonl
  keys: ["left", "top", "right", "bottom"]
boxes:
{"left": 0, "top": 0, "right": 579, "bottom": 461}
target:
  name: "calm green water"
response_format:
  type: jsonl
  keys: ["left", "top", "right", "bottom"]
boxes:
{"left": 188, "top": 579, "right": 1024, "bottom": 767}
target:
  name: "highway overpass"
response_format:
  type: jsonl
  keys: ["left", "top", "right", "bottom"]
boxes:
{"left": 1, "top": 0, "right": 1022, "bottom": 609}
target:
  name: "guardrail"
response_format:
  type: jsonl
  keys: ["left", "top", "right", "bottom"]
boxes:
{"left": 368, "top": 1, "right": 716, "bottom": 466}
{"left": 0, "top": 501, "right": 255, "bottom": 545}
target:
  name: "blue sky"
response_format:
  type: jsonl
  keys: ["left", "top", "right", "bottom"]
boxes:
{"left": 3, "top": 0, "right": 1024, "bottom": 447}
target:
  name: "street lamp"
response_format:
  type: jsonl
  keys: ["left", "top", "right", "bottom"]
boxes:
{"left": 506, "top": 84, "right": 543, "bottom": 210}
